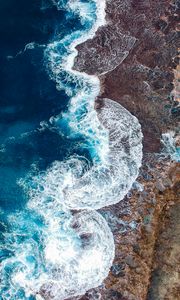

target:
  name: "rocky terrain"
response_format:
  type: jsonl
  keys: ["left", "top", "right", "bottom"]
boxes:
{"left": 74, "top": 0, "right": 179, "bottom": 153}
{"left": 72, "top": 0, "right": 180, "bottom": 299}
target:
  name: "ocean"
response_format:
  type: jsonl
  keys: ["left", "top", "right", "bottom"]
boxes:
{"left": 0, "top": 1, "right": 142, "bottom": 299}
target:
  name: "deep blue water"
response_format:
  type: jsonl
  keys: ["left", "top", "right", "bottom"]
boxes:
{"left": 0, "top": 1, "right": 115, "bottom": 299}
{"left": 0, "top": 1, "right": 143, "bottom": 299}
{"left": 0, "top": 0, "right": 90, "bottom": 213}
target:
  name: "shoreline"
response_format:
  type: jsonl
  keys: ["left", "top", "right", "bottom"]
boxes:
{"left": 35, "top": 0, "right": 142, "bottom": 298}
{"left": 73, "top": 0, "right": 180, "bottom": 299}
{"left": 74, "top": 0, "right": 179, "bottom": 154}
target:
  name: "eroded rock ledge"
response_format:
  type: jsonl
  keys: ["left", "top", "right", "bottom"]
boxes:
{"left": 72, "top": 1, "right": 179, "bottom": 300}
{"left": 74, "top": 0, "right": 179, "bottom": 153}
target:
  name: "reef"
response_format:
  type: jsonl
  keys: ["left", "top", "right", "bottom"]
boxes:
{"left": 73, "top": 0, "right": 180, "bottom": 299}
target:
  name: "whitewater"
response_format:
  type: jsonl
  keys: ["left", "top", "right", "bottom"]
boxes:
{"left": 0, "top": 1, "right": 143, "bottom": 299}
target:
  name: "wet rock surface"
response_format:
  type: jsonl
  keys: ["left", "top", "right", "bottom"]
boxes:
{"left": 74, "top": 0, "right": 179, "bottom": 153}
{"left": 73, "top": 0, "right": 180, "bottom": 299}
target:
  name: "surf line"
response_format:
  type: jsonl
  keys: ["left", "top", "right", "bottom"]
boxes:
{"left": 29, "top": 0, "right": 143, "bottom": 298}
{"left": 30, "top": 0, "right": 143, "bottom": 298}
{"left": 0, "top": 1, "right": 143, "bottom": 300}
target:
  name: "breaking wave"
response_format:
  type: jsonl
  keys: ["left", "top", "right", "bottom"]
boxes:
{"left": 0, "top": 0, "right": 143, "bottom": 299}
{"left": 0, "top": 210, "right": 114, "bottom": 300}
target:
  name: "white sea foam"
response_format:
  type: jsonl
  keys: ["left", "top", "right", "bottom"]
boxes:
{"left": 0, "top": 210, "right": 114, "bottom": 300}
{"left": 39, "top": 211, "right": 114, "bottom": 300}
{"left": 26, "top": 0, "right": 142, "bottom": 296}
{"left": 63, "top": 98, "right": 143, "bottom": 209}
{"left": 0, "top": 1, "right": 143, "bottom": 299}
{"left": 28, "top": 99, "right": 142, "bottom": 211}
{"left": 45, "top": 0, "right": 108, "bottom": 162}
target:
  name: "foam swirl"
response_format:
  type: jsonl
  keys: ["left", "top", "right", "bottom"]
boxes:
{"left": 0, "top": 1, "right": 143, "bottom": 299}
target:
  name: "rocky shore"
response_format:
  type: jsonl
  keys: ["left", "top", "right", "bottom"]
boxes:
{"left": 72, "top": 1, "right": 179, "bottom": 299}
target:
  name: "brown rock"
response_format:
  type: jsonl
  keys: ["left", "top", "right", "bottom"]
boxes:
{"left": 74, "top": 1, "right": 179, "bottom": 300}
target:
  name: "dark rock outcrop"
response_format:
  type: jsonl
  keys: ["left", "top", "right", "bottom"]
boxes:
{"left": 73, "top": 0, "right": 179, "bottom": 299}
{"left": 74, "top": 0, "right": 179, "bottom": 153}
